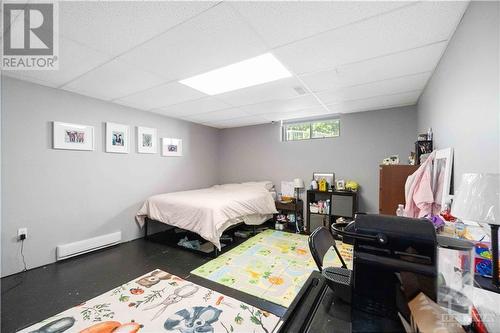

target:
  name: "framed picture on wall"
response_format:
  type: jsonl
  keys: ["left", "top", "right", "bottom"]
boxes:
{"left": 313, "top": 172, "right": 335, "bottom": 189}
{"left": 53, "top": 121, "right": 95, "bottom": 151}
{"left": 106, "top": 122, "right": 129, "bottom": 154}
{"left": 161, "top": 138, "right": 182, "bottom": 157}
{"left": 137, "top": 126, "right": 157, "bottom": 154}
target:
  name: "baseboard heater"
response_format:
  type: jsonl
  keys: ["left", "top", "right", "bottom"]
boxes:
{"left": 56, "top": 231, "right": 122, "bottom": 261}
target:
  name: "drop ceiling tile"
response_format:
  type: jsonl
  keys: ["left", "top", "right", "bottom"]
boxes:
{"left": 274, "top": 1, "right": 468, "bottom": 74}
{"left": 185, "top": 108, "right": 249, "bottom": 123}
{"left": 59, "top": 1, "right": 217, "bottom": 56}
{"left": 299, "top": 42, "right": 446, "bottom": 92}
{"left": 2, "top": 37, "right": 111, "bottom": 87}
{"left": 115, "top": 81, "right": 205, "bottom": 110}
{"left": 215, "top": 76, "right": 310, "bottom": 106}
{"left": 61, "top": 58, "right": 165, "bottom": 101}
{"left": 328, "top": 90, "right": 421, "bottom": 114}
{"left": 119, "top": 3, "right": 268, "bottom": 82}
{"left": 153, "top": 97, "right": 231, "bottom": 117}
{"left": 232, "top": 1, "right": 413, "bottom": 48}
{"left": 262, "top": 106, "right": 333, "bottom": 122}
{"left": 315, "top": 72, "right": 431, "bottom": 105}
{"left": 204, "top": 115, "right": 268, "bottom": 128}
{"left": 238, "top": 95, "right": 321, "bottom": 115}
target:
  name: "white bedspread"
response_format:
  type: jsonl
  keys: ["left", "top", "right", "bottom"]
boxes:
{"left": 136, "top": 183, "right": 278, "bottom": 249}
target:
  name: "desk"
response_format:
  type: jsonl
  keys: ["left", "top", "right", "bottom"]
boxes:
{"left": 277, "top": 271, "right": 404, "bottom": 333}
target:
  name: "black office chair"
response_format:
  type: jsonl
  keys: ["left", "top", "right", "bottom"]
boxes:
{"left": 309, "top": 227, "right": 353, "bottom": 303}
{"left": 308, "top": 226, "right": 347, "bottom": 272}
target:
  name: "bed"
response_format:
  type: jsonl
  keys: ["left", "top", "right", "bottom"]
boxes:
{"left": 136, "top": 182, "right": 278, "bottom": 249}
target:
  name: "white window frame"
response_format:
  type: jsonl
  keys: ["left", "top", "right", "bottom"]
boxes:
{"left": 282, "top": 118, "right": 340, "bottom": 142}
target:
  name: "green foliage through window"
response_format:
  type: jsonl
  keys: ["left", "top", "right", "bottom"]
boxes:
{"left": 284, "top": 119, "right": 339, "bottom": 141}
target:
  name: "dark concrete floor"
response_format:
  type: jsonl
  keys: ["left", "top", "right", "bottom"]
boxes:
{"left": 1, "top": 231, "right": 286, "bottom": 333}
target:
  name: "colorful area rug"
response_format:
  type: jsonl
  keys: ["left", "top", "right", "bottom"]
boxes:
{"left": 19, "top": 269, "right": 280, "bottom": 333}
{"left": 191, "top": 230, "right": 352, "bottom": 307}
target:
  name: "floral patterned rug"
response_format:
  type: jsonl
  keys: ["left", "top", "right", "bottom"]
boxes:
{"left": 18, "top": 269, "right": 280, "bottom": 333}
{"left": 191, "top": 229, "right": 348, "bottom": 308}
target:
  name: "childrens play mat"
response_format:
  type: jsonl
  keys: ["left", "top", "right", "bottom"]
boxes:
{"left": 19, "top": 269, "right": 280, "bottom": 333}
{"left": 191, "top": 229, "right": 352, "bottom": 308}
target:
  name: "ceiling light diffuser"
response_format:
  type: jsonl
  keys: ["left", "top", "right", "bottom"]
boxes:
{"left": 179, "top": 53, "right": 292, "bottom": 95}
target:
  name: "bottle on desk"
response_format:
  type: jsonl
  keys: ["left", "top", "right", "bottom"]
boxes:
{"left": 396, "top": 204, "right": 405, "bottom": 217}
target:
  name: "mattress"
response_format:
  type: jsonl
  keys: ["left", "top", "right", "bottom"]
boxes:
{"left": 136, "top": 183, "right": 278, "bottom": 249}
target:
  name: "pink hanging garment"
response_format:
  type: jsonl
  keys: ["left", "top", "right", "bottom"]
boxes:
{"left": 404, "top": 151, "right": 437, "bottom": 218}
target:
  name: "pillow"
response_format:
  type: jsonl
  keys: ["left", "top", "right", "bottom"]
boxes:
{"left": 241, "top": 181, "right": 274, "bottom": 191}
{"left": 212, "top": 183, "right": 240, "bottom": 189}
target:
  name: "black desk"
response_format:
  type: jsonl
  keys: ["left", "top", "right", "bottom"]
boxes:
{"left": 475, "top": 274, "right": 500, "bottom": 294}
{"left": 277, "top": 271, "right": 404, "bottom": 333}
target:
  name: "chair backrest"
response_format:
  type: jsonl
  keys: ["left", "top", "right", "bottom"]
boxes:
{"left": 308, "top": 226, "right": 336, "bottom": 272}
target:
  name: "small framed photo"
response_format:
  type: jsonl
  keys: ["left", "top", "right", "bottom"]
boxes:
{"left": 161, "top": 138, "right": 182, "bottom": 157}
{"left": 53, "top": 121, "right": 94, "bottom": 151}
{"left": 389, "top": 155, "right": 400, "bottom": 165}
{"left": 106, "top": 122, "right": 129, "bottom": 154}
{"left": 313, "top": 172, "right": 335, "bottom": 189}
{"left": 336, "top": 179, "right": 345, "bottom": 191}
{"left": 137, "top": 126, "right": 157, "bottom": 154}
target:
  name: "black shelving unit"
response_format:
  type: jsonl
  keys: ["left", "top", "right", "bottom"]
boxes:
{"left": 274, "top": 199, "right": 304, "bottom": 233}
{"left": 306, "top": 189, "right": 358, "bottom": 234}
{"left": 415, "top": 140, "right": 433, "bottom": 165}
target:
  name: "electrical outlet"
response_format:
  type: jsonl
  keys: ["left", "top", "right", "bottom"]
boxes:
{"left": 18, "top": 228, "right": 27, "bottom": 240}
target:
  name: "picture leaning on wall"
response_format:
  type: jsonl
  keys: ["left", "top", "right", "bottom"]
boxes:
{"left": 106, "top": 122, "right": 129, "bottom": 154}
{"left": 53, "top": 121, "right": 95, "bottom": 151}
{"left": 161, "top": 138, "right": 183, "bottom": 157}
{"left": 137, "top": 126, "right": 157, "bottom": 154}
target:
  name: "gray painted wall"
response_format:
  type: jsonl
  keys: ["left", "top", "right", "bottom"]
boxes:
{"left": 218, "top": 106, "right": 417, "bottom": 214}
{"left": 2, "top": 2, "right": 497, "bottom": 279}
{"left": 1, "top": 77, "right": 417, "bottom": 277}
{"left": 1, "top": 77, "right": 220, "bottom": 277}
{"left": 417, "top": 1, "right": 500, "bottom": 184}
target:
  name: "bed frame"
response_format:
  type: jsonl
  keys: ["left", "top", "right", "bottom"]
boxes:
{"left": 143, "top": 217, "right": 257, "bottom": 257}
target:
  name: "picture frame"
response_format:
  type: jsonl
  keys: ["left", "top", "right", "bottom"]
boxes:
{"left": 53, "top": 121, "right": 94, "bottom": 151}
{"left": 389, "top": 155, "right": 400, "bottom": 165}
{"left": 106, "top": 122, "right": 129, "bottom": 154}
{"left": 336, "top": 179, "right": 346, "bottom": 191}
{"left": 432, "top": 148, "right": 454, "bottom": 209}
{"left": 312, "top": 172, "right": 335, "bottom": 189}
{"left": 161, "top": 138, "right": 182, "bottom": 157}
{"left": 137, "top": 126, "right": 157, "bottom": 154}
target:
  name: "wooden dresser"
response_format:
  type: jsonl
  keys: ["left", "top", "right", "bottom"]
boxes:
{"left": 379, "top": 165, "right": 418, "bottom": 215}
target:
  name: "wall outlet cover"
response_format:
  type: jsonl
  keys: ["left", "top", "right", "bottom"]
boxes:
{"left": 18, "top": 228, "right": 28, "bottom": 239}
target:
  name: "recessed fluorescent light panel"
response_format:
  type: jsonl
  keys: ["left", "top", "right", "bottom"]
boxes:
{"left": 179, "top": 53, "right": 292, "bottom": 95}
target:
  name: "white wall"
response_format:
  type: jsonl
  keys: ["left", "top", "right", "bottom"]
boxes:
{"left": 417, "top": 1, "right": 500, "bottom": 184}
{"left": 218, "top": 106, "right": 418, "bottom": 214}
{"left": 1, "top": 77, "right": 220, "bottom": 277}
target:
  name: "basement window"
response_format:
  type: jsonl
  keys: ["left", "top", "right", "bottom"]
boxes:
{"left": 284, "top": 118, "right": 340, "bottom": 141}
